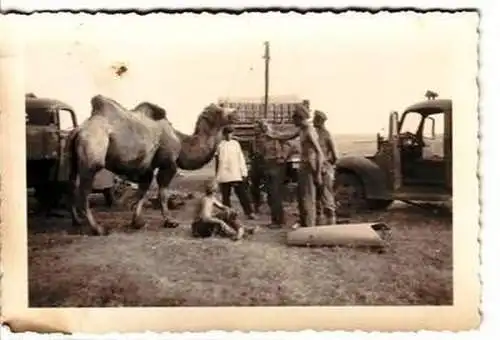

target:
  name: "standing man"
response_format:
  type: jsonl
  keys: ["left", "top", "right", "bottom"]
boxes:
{"left": 215, "top": 125, "right": 255, "bottom": 220}
{"left": 264, "top": 104, "right": 325, "bottom": 228}
{"left": 252, "top": 120, "right": 288, "bottom": 229}
{"left": 249, "top": 121, "right": 267, "bottom": 214}
{"left": 313, "top": 110, "right": 338, "bottom": 225}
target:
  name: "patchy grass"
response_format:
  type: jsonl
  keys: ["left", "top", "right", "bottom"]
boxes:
{"left": 28, "top": 172, "right": 452, "bottom": 307}
{"left": 28, "top": 137, "right": 452, "bottom": 307}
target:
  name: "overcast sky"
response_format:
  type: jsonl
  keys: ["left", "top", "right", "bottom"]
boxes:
{"left": 14, "top": 11, "right": 478, "bottom": 134}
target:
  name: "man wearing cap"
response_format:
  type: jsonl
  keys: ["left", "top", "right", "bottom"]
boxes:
{"left": 248, "top": 120, "right": 267, "bottom": 214}
{"left": 251, "top": 119, "right": 288, "bottom": 228}
{"left": 263, "top": 104, "right": 325, "bottom": 228}
{"left": 313, "top": 110, "right": 338, "bottom": 225}
{"left": 215, "top": 125, "right": 255, "bottom": 220}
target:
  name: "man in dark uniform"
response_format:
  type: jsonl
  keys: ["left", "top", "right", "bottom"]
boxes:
{"left": 249, "top": 121, "right": 267, "bottom": 214}
{"left": 313, "top": 110, "right": 338, "bottom": 225}
{"left": 251, "top": 120, "right": 288, "bottom": 229}
{"left": 263, "top": 105, "right": 325, "bottom": 228}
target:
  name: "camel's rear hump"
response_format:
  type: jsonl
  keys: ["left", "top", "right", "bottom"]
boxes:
{"left": 132, "top": 102, "right": 167, "bottom": 121}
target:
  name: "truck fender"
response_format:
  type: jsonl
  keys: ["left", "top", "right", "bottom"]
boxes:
{"left": 335, "top": 156, "right": 391, "bottom": 200}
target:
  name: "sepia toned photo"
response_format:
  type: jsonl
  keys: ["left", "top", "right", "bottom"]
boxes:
{"left": 0, "top": 10, "right": 480, "bottom": 333}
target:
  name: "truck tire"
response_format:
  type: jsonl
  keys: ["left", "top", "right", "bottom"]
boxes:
{"left": 34, "top": 183, "right": 64, "bottom": 213}
{"left": 334, "top": 172, "right": 367, "bottom": 216}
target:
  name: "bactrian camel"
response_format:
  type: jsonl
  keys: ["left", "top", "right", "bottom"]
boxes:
{"left": 68, "top": 95, "right": 236, "bottom": 235}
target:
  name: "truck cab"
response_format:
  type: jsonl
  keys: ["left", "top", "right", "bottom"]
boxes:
{"left": 25, "top": 96, "right": 78, "bottom": 190}
{"left": 25, "top": 94, "right": 117, "bottom": 210}
{"left": 388, "top": 99, "right": 452, "bottom": 200}
{"left": 335, "top": 98, "right": 453, "bottom": 214}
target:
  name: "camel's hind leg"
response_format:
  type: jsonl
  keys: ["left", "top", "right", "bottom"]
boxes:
{"left": 70, "top": 175, "right": 86, "bottom": 228}
{"left": 157, "top": 165, "right": 179, "bottom": 228}
{"left": 71, "top": 125, "right": 110, "bottom": 235}
{"left": 130, "top": 171, "right": 155, "bottom": 230}
{"left": 79, "top": 168, "right": 108, "bottom": 236}
{"left": 68, "top": 153, "right": 86, "bottom": 230}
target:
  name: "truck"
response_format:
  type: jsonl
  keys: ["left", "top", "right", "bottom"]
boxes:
{"left": 25, "top": 93, "right": 117, "bottom": 211}
{"left": 217, "top": 96, "right": 306, "bottom": 195}
{"left": 334, "top": 97, "right": 453, "bottom": 215}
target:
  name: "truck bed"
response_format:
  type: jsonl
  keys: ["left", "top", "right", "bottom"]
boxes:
{"left": 219, "top": 99, "right": 305, "bottom": 162}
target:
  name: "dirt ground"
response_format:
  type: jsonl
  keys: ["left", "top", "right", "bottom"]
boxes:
{"left": 27, "top": 167, "right": 453, "bottom": 307}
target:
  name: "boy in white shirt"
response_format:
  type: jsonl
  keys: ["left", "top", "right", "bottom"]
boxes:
{"left": 215, "top": 125, "right": 255, "bottom": 220}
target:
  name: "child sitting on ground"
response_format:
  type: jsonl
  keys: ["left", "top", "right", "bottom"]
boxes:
{"left": 191, "top": 180, "right": 256, "bottom": 241}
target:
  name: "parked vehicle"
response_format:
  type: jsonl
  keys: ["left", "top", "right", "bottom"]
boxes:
{"left": 334, "top": 97, "right": 453, "bottom": 214}
{"left": 25, "top": 94, "right": 117, "bottom": 210}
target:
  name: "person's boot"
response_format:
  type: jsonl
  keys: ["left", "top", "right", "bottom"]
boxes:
{"left": 325, "top": 216, "right": 335, "bottom": 225}
{"left": 246, "top": 226, "right": 260, "bottom": 235}
{"left": 233, "top": 227, "right": 245, "bottom": 241}
{"left": 324, "top": 208, "right": 337, "bottom": 225}
{"left": 254, "top": 204, "right": 261, "bottom": 215}
{"left": 268, "top": 213, "right": 286, "bottom": 229}
{"left": 267, "top": 223, "right": 282, "bottom": 229}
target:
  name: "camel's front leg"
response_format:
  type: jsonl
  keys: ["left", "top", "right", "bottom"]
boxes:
{"left": 130, "top": 171, "right": 154, "bottom": 230}
{"left": 157, "top": 166, "right": 179, "bottom": 228}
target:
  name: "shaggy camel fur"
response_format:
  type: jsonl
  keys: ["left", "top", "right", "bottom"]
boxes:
{"left": 68, "top": 95, "right": 236, "bottom": 235}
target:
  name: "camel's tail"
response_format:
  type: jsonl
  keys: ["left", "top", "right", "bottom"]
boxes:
{"left": 65, "top": 128, "right": 81, "bottom": 206}
{"left": 66, "top": 127, "right": 80, "bottom": 183}
{"left": 65, "top": 127, "right": 85, "bottom": 221}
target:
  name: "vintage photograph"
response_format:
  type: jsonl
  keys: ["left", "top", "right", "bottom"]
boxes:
{"left": 1, "top": 10, "right": 480, "bottom": 332}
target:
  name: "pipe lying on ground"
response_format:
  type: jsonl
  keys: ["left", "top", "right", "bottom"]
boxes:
{"left": 286, "top": 222, "right": 391, "bottom": 248}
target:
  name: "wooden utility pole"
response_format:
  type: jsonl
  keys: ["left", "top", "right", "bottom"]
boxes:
{"left": 263, "top": 41, "right": 270, "bottom": 118}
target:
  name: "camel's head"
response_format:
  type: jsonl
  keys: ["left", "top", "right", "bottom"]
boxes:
{"left": 199, "top": 103, "right": 237, "bottom": 129}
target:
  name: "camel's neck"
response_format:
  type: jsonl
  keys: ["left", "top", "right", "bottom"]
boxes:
{"left": 175, "top": 120, "right": 222, "bottom": 170}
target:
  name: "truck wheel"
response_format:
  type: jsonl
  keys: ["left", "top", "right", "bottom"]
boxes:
{"left": 34, "top": 183, "right": 64, "bottom": 213}
{"left": 334, "top": 172, "right": 367, "bottom": 216}
{"left": 368, "top": 199, "right": 393, "bottom": 210}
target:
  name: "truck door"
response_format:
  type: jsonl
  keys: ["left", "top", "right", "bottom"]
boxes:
{"left": 56, "top": 108, "right": 77, "bottom": 182}
{"left": 419, "top": 113, "right": 447, "bottom": 187}
{"left": 443, "top": 108, "right": 453, "bottom": 193}
{"left": 25, "top": 107, "right": 59, "bottom": 187}
{"left": 389, "top": 111, "right": 402, "bottom": 191}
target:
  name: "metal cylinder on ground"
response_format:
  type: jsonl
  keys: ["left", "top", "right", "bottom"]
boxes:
{"left": 286, "top": 222, "right": 391, "bottom": 248}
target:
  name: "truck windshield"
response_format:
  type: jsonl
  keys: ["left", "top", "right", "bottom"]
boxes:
{"left": 399, "top": 111, "right": 422, "bottom": 134}
{"left": 59, "top": 108, "right": 76, "bottom": 131}
{"left": 26, "top": 108, "right": 55, "bottom": 126}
